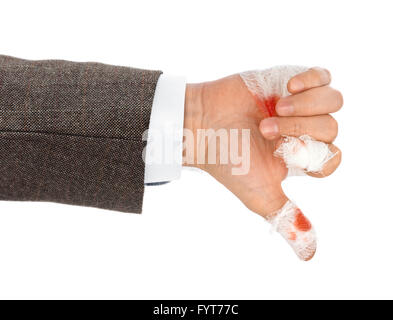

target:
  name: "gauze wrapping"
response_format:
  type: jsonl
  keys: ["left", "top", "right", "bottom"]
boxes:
{"left": 241, "top": 66, "right": 308, "bottom": 117}
{"left": 275, "top": 135, "right": 336, "bottom": 174}
{"left": 267, "top": 200, "right": 316, "bottom": 261}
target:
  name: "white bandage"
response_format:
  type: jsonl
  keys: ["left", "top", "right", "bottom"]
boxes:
{"left": 240, "top": 66, "right": 308, "bottom": 117}
{"left": 267, "top": 200, "right": 317, "bottom": 261}
{"left": 275, "top": 135, "right": 336, "bottom": 174}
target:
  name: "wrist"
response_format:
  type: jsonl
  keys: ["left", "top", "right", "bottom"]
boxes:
{"left": 183, "top": 83, "right": 205, "bottom": 169}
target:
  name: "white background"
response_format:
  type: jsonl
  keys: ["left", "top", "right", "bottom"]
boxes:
{"left": 0, "top": 0, "right": 391, "bottom": 299}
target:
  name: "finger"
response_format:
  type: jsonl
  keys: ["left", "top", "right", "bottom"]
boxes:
{"left": 288, "top": 67, "right": 331, "bottom": 94}
{"left": 260, "top": 115, "right": 338, "bottom": 143}
{"left": 276, "top": 86, "right": 344, "bottom": 117}
{"left": 306, "top": 144, "right": 342, "bottom": 178}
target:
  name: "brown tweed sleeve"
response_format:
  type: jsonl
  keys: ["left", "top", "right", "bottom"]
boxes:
{"left": 0, "top": 55, "right": 162, "bottom": 213}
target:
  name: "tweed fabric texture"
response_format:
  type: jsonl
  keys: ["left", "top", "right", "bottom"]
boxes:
{"left": 0, "top": 55, "right": 162, "bottom": 213}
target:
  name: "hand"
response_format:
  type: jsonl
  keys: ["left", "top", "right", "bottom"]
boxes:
{"left": 183, "top": 67, "right": 343, "bottom": 260}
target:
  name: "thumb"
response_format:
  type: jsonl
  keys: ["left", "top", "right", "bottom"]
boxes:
{"left": 265, "top": 190, "right": 317, "bottom": 261}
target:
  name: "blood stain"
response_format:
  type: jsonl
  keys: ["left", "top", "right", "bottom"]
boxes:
{"left": 294, "top": 209, "right": 312, "bottom": 232}
{"left": 288, "top": 232, "right": 297, "bottom": 241}
{"left": 254, "top": 95, "right": 280, "bottom": 118}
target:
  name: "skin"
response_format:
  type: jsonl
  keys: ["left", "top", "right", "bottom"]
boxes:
{"left": 183, "top": 68, "right": 343, "bottom": 219}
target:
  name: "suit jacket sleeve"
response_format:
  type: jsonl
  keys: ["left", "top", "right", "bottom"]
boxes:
{"left": 0, "top": 55, "right": 162, "bottom": 213}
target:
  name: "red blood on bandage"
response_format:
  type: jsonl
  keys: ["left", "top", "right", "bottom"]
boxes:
{"left": 294, "top": 209, "right": 312, "bottom": 232}
{"left": 254, "top": 95, "right": 280, "bottom": 118}
{"left": 288, "top": 232, "right": 297, "bottom": 241}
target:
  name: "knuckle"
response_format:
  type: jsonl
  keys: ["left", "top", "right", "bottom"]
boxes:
{"left": 320, "top": 148, "right": 341, "bottom": 177}
{"left": 335, "top": 147, "right": 342, "bottom": 167}
{"left": 327, "top": 115, "right": 339, "bottom": 140}
{"left": 331, "top": 146, "right": 342, "bottom": 166}
{"left": 310, "top": 67, "right": 331, "bottom": 84}
{"left": 333, "top": 89, "right": 344, "bottom": 110}
{"left": 309, "top": 67, "right": 321, "bottom": 81}
{"left": 320, "top": 167, "right": 334, "bottom": 178}
{"left": 322, "top": 68, "right": 332, "bottom": 83}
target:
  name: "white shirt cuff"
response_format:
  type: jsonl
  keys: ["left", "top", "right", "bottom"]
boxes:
{"left": 144, "top": 74, "right": 186, "bottom": 184}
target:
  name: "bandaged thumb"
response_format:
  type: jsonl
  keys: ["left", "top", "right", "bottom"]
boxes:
{"left": 267, "top": 196, "right": 317, "bottom": 261}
